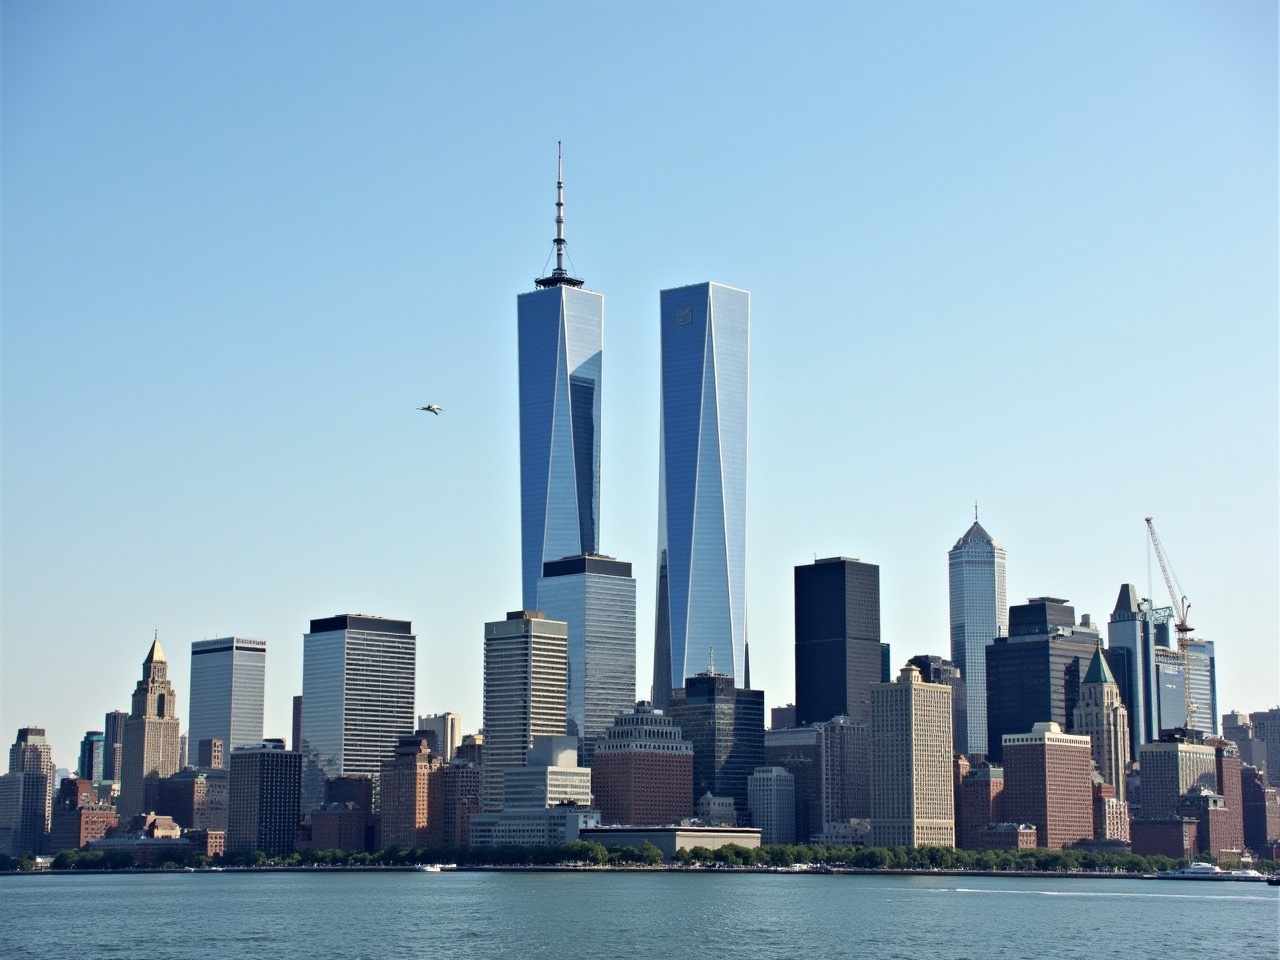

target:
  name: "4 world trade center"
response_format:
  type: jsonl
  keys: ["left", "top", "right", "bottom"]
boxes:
{"left": 515, "top": 147, "right": 750, "bottom": 747}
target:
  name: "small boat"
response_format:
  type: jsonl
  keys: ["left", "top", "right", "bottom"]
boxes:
{"left": 415, "top": 864, "right": 442, "bottom": 872}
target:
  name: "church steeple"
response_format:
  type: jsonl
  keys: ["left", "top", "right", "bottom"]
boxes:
{"left": 535, "top": 141, "right": 584, "bottom": 289}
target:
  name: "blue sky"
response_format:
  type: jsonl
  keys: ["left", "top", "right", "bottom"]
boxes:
{"left": 3, "top": 2, "right": 1276, "bottom": 767}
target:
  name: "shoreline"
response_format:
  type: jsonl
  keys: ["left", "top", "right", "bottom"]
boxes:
{"left": 5, "top": 863, "right": 1274, "bottom": 882}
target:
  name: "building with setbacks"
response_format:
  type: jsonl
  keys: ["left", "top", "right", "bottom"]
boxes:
{"left": 1071, "top": 643, "right": 1130, "bottom": 800}
{"left": 119, "top": 638, "right": 182, "bottom": 821}
{"left": 380, "top": 734, "right": 445, "bottom": 850}
{"left": 591, "top": 702, "right": 692, "bottom": 826}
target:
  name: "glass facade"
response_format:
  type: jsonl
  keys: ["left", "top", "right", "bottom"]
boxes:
{"left": 794, "top": 558, "right": 883, "bottom": 727}
{"left": 518, "top": 285, "right": 603, "bottom": 610}
{"left": 654, "top": 282, "right": 749, "bottom": 700}
{"left": 947, "top": 521, "right": 1008, "bottom": 757}
{"left": 536, "top": 554, "right": 636, "bottom": 764}
{"left": 300, "top": 616, "right": 416, "bottom": 813}
{"left": 188, "top": 637, "right": 267, "bottom": 757}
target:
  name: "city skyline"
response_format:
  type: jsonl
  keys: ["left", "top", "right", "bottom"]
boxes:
{"left": 2, "top": 5, "right": 1276, "bottom": 766}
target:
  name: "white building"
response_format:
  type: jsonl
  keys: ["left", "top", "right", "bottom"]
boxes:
{"left": 747, "top": 766, "right": 795, "bottom": 845}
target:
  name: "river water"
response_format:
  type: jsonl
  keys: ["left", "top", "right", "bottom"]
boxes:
{"left": 2, "top": 870, "right": 1276, "bottom": 959}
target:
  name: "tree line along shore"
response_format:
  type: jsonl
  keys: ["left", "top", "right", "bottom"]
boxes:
{"left": 4, "top": 843, "right": 1276, "bottom": 875}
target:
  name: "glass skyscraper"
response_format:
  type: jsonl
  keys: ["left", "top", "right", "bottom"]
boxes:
{"left": 653, "top": 282, "right": 749, "bottom": 707}
{"left": 188, "top": 636, "right": 267, "bottom": 757}
{"left": 518, "top": 149, "right": 602, "bottom": 611}
{"left": 300, "top": 614, "right": 416, "bottom": 813}
{"left": 537, "top": 554, "right": 636, "bottom": 763}
{"left": 948, "top": 518, "right": 1008, "bottom": 757}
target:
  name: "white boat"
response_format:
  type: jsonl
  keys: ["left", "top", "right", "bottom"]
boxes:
{"left": 1155, "top": 862, "right": 1268, "bottom": 881}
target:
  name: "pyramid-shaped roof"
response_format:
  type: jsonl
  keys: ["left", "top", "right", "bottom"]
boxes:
{"left": 143, "top": 635, "right": 167, "bottom": 665}
{"left": 952, "top": 520, "right": 999, "bottom": 551}
{"left": 1112, "top": 583, "right": 1141, "bottom": 616}
{"left": 1083, "top": 643, "right": 1115, "bottom": 685}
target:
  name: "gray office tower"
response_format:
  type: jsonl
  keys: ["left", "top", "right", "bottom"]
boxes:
{"left": 984, "top": 597, "right": 1103, "bottom": 762}
{"left": 300, "top": 615, "right": 416, "bottom": 813}
{"left": 1106, "top": 584, "right": 1157, "bottom": 753}
{"left": 948, "top": 519, "right": 1008, "bottom": 758}
{"left": 1155, "top": 639, "right": 1217, "bottom": 738}
{"left": 188, "top": 637, "right": 267, "bottom": 755}
{"left": 794, "top": 558, "right": 888, "bottom": 727}
{"left": 536, "top": 554, "right": 636, "bottom": 764}
{"left": 669, "top": 671, "right": 764, "bottom": 819}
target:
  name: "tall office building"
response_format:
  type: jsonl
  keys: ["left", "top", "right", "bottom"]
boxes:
{"left": 984, "top": 597, "right": 1102, "bottom": 762}
{"left": 1071, "top": 644, "right": 1131, "bottom": 800}
{"left": 537, "top": 554, "right": 636, "bottom": 762}
{"left": 119, "top": 637, "right": 182, "bottom": 820}
{"left": 869, "top": 665, "right": 955, "bottom": 848}
{"left": 668, "top": 670, "right": 764, "bottom": 819}
{"left": 78, "top": 731, "right": 105, "bottom": 784}
{"left": 948, "top": 518, "right": 1007, "bottom": 758}
{"left": 1001, "top": 722, "right": 1094, "bottom": 849}
{"left": 1106, "top": 584, "right": 1157, "bottom": 752}
{"left": 102, "top": 709, "right": 128, "bottom": 784}
{"left": 300, "top": 615, "right": 416, "bottom": 813}
{"left": 794, "top": 557, "right": 888, "bottom": 727}
{"left": 227, "top": 740, "right": 301, "bottom": 857}
{"left": 653, "top": 281, "right": 750, "bottom": 706}
{"left": 189, "top": 637, "right": 266, "bottom": 756}
{"left": 5, "top": 728, "right": 54, "bottom": 853}
{"left": 481, "top": 611, "right": 568, "bottom": 813}
{"left": 518, "top": 147, "right": 603, "bottom": 611}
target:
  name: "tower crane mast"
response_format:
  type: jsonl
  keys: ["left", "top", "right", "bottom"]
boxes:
{"left": 1144, "top": 516, "right": 1197, "bottom": 728}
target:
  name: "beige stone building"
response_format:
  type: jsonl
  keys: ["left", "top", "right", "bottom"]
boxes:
{"left": 1071, "top": 644, "right": 1130, "bottom": 800}
{"left": 870, "top": 665, "right": 955, "bottom": 847}
{"left": 118, "top": 637, "right": 181, "bottom": 820}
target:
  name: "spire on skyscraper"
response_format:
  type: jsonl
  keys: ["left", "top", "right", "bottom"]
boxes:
{"left": 535, "top": 141, "right": 584, "bottom": 289}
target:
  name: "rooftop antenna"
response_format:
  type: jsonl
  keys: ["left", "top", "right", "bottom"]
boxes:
{"left": 974, "top": 500, "right": 979, "bottom": 522}
{"left": 535, "top": 141, "right": 584, "bottom": 289}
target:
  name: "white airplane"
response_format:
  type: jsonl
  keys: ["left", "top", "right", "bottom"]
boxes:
{"left": 417, "top": 404, "right": 445, "bottom": 415}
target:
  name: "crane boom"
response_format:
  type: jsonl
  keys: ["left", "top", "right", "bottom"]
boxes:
{"left": 1144, "top": 516, "right": 1192, "bottom": 636}
{"left": 1144, "top": 516, "right": 1198, "bottom": 730}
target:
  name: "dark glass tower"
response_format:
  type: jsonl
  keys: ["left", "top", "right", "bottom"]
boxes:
{"left": 984, "top": 597, "right": 1105, "bottom": 762}
{"left": 668, "top": 672, "right": 764, "bottom": 819}
{"left": 794, "top": 557, "right": 887, "bottom": 727}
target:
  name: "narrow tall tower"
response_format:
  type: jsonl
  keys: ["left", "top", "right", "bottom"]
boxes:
{"left": 653, "top": 282, "right": 750, "bottom": 705}
{"left": 1072, "top": 642, "right": 1131, "bottom": 800}
{"left": 118, "top": 636, "right": 182, "bottom": 819}
{"left": 948, "top": 516, "right": 1008, "bottom": 757}
{"left": 518, "top": 144, "right": 603, "bottom": 610}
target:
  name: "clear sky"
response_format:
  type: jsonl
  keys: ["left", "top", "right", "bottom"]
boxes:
{"left": 3, "top": 2, "right": 1276, "bottom": 769}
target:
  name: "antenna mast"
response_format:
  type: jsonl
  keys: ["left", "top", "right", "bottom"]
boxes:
{"left": 535, "top": 140, "right": 584, "bottom": 289}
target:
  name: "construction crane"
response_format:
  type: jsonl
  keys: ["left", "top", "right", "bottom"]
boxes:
{"left": 1144, "top": 516, "right": 1197, "bottom": 729}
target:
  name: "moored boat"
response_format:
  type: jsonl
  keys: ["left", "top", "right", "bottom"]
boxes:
{"left": 1155, "top": 862, "right": 1268, "bottom": 881}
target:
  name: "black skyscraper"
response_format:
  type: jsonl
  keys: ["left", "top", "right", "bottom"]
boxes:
{"left": 668, "top": 672, "right": 764, "bottom": 819}
{"left": 794, "top": 557, "right": 888, "bottom": 727}
{"left": 985, "top": 597, "right": 1106, "bottom": 762}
